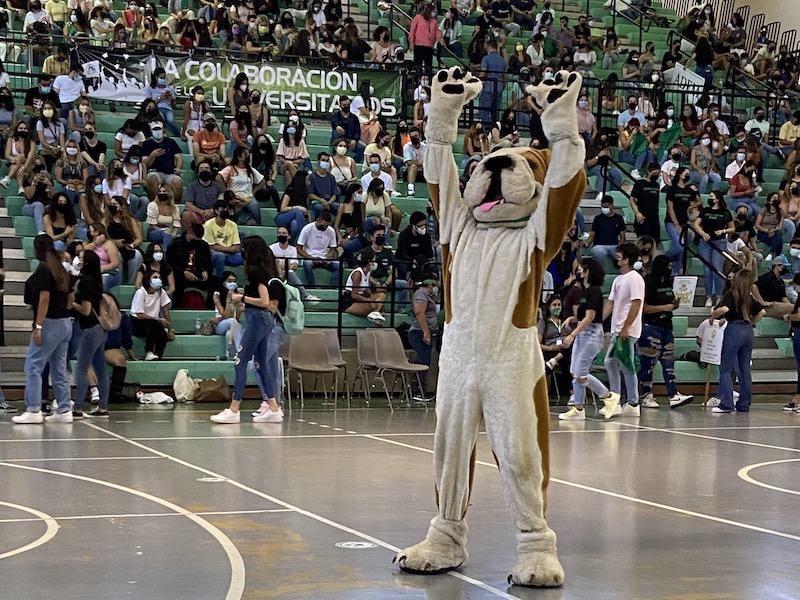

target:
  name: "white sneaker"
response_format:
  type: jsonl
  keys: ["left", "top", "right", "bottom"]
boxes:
{"left": 567, "top": 394, "right": 575, "bottom": 406}
{"left": 0, "top": 175, "right": 10, "bottom": 188}
{"left": 595, "top": 191, "right": 605, "bottom": 202}
{"left": 210, "top": 408, "right": 240, "bottom": 424}
{"left": 630, "top": 168, "right": 642, "bottom": 180}
{"left": 145, "top": 352, "right": 159, "bottom": 361}
{"left": 579, "top": 232, "right": 590, "bottom": 241}
{"left": 252, "top": 401, "right": 269, "bottom": 417}
{"left": 90, "top": 386, "right": 100, "bottom": 405}
{"left": 303, "top": 294, "right": 321, "bottom": 306}
{"left": 390, "top": 190, "right": 401, "bottom": 198}
{"left": 733, "top": 391, "right": 740, "bottom": 401}
{"left": 706, "top": 397, "right": 721, "bottom": 407}
{"left": 621, "top": 402, "right": 641, "bottom": 417}
{"left": 711, "top": 406, "right": 734, "bottom": 414}
{"left": 407, "top": 184, "right": 415, "bottom": 196}
{"left": 600, "top": 392, "right": 621, "bottom": 419}
{"left": 253, "top": 409, "right": 284, "bottom": 423}
{"left": 705, "top": 297, "right": 713, "bottom": 308}
{"left": 669, "top": 393, "right": 694, "bottom": 408}
{"left": 367, "top": 311, "right": 386, "bottom": 325}
{"left": 765, "top": 254, "right": 773, "bottom": 262}
{"left": 558, "top": 407, "right": 586, "bottom": 421}
{"left": 641, "top": 393, "right": 659, "bottom": 408}
{"left": 45, "top": 411, "right": 73, "bottom": 423}
{"left": 12, "top": 411, "right": 44, "bottom": 424}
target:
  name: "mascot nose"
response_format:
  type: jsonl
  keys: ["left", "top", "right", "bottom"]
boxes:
{"left": 484, "top": 155, "right": 513, "bottom": 173}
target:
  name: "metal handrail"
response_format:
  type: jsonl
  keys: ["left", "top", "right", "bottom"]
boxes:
{"left": 679, "top": 224, "right": 732, "bottom": 282}
{"left": 0, "top": 240, "right": 5, "bottom": 347}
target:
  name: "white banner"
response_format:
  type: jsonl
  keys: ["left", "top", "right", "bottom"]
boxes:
{"left": 673, "top": 276, "right": 698, "bottom": 308}
{"left": 700, "top": 319, "right": 727, "bottom": 366}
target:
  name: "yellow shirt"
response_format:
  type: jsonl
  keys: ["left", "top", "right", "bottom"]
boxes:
{"left": 203, "top": 218, "right": 241, "bottom": 249}
{"left": 779, "top": 121, "right": 800, "bottom": 144}
{"left": 45, "top": 0, "right": 69, "bottom": 23}
{"left": 42, "top": 54, "right": 71, "bottom": 76}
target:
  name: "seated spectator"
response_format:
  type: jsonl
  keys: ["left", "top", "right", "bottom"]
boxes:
{"left": 134, "top": 99, "right": 159, "bottom": 139}
{"left": 756, "top": 192, "right": 792, "bottom": 259}
{"left": 105, "top": 196, "right": 144, "bottom": 284}
{"left": 585, "top": 133, "right": 623, "bottom": 192}
{"left": 52, "top": 63, "right": 85, "bottom": 118}
{"left": 182, "top": 85, "right": 209, "bottom": 157}
{"left": 586, "top": 194, "right": 626, "bottom": 269}
{"left": 491, "top": 108, "right": 520, "bottom": 150}
{"left": 576, "top": 94, "right": 597, "bottom": 148}
{"left": 600, "top": 74, "right": 625, "bottom": 115}
{"left": 617, "top": 95, "right": 646, "bottom": 134}
{"left": 144, "top": 67, "right": 179, "bottom": 137}
{"left": 130, "top": 269, "right": 173, "bottom": 361}
{"left": 620, "top": 50, "right": 642, "bottom": 90}
{"left": 752, "top": 255, "right": 795, "bottom": 320}
{"left": 216, "top": 147, "right": 263, "bottom": 224}
{"left": 618, "top": 117, "right": 655, "bottom": 180}
{"left": 166, "top": 223, "right": 217, "bottom": 308}
{"left": 21, "top": 158, "right": 54, "bottom": 234}
{"left": 395, "top": 210, "right": 434, "bottom": 281}
{"left": 461, "top": 121, "right": 490, "bottom": 172}
{"left": 725, "top": 149, "right": 747, "bottom": 180}
{"left": 362, "top": 178, "right": 392, "bottom": 238}
{"left": 629, "top": 162, "right": 662, "bottom": 242}
{"left": 784, "top": 182, "right": 800, "bottom": 235}
{"left": 135, "top": 243, "right": 175, "bottom": 295}
{"left": 41, "top": 43, "right": 70, "bottom": 77}
{"left": 36, "top": 100, "right": 65, "bottom": 171}
{"left": 636, "top": 235, "right": 656, "bottom": 275}
{"left": 114, "top": 119, "right": 145, "bottom": 159}
{"left": 204, "top": 198, "right": 243, "bottom": 278}
{"left": 251, "top": 134, "right": 279, "bottom": 207}
{"left": 361, "top": 152, "right": 395, "bottom": 196}
{"left": 362, "top": 130, "right": 398, "bottom": 192}
{"left": 2, "top": 121, "right": 36, "bottom": 188}
{"left": 23, "top": 74, "right": 61, "bottom": 127}
{"left": 358, "top": 227, "right": 408, "bottom": 304}
{"left": 276, "top": 170, "right": 311, "bottom": 243}
{"left": 269, "top": 227, "right": 319, "bottom": 304}
{"left": 548, "top": 238, "right": 578, "bottom": 292}
{"left": 212, "top": 271, "right": 243, "bottom": 359}
{"left": 692, "top": 190, "right": 733, "bottom": 307}
{"left": 79, "top": 122, "right": 107, "bottom": 179}
{"left": 183, "top": 159, "right": 223, "bottom": 230}
{"left": 142, "top": 121, "right": 184, "bottom": 203}
{"left": 85, "top": 223, "right": 122, "bottom": 291}
{"left": 276, "top": 122, "right": 309, "bottom": 183}
{"left": 228, "top": 103, "right": 253, "bottom": 157}
{"left": 573, "top": 40, "right": 596, "bottom": 78}
{"left": 55, "top": 139, "right": 87, "bottom": 205}
{"left": 146, "top": 184, "right": 181, "bottom": 250}
{"left": 778, "top": 111, "right": 800, "bottom": 155}
{"left": 297, "top": 211, "right": 340, "bottom": 286}
{"left": 538, "top": 294, "right": 573, "bottom": 396}
{"left": 677, "top": 104, "right": 702, "bottom": 155}
{"left": 80, "top": 176, "right": 105, "bottom": 240}
{"left": 192, "top": 112, "right": 227, "bottom": 170}
{"left": 331, "top": 138, "right": 360, "bottom": 194}
{"left": 308, "top": 152, "right": 340, "bottom": 219}
{"left": 728, "top": 160, "right": 760, "bottom": 217}
{"left": 330, "top": 95, "right": 365, "bottom": 163}
{"left": 403, "top": 128, "right": 426, "bottom": 197}
{"left": 43, "top": 191, "right": 76, "bottom": 252}
{"left": 340, "top": 250, "right": 385, "bottom": 324}
{"left": 689, "top": 129, "right": 721, "bottom": 194}
{"left": 334, "top": 183, "right": 365, "bottom": 247}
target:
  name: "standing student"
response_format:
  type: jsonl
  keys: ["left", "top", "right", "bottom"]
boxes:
{"left": 408, "top": 272, "right": 439, "bottom": 402}
{"left": 782, "top": 273, "right": 800, "bottom": 412}
{"left": 210, "top": 237, "right": 285, "bottom": 424}
{"left": 13, "top": 235, "right": 74, "bottom": 424}
{"left": 69, "top": 249, "right": 110, "bottom": 418}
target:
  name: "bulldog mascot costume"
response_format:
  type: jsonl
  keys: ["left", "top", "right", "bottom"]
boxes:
{"left": 394, "top": 68, "right": 586, "bottom": 587}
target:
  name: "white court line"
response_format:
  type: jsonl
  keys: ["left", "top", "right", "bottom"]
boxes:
{"left": 0, "top": 508, "right": 294, "bottom": 524}
{"left": 738, "top": 459, "right": 800, "bottom": 497}
{"left": 0, "top": 501, "right": 59, "bottom": 560}
{"left": 0, "top": 462, "right": 246, "bottom": 600}
{"left": 361, "top": 434, "right": 800, "bottom": 545}
{"left": 82, "top": 422, "right": 518, "bottom": 600}
{"left": 0, "top": 456, "right": 161, "bottom": 463}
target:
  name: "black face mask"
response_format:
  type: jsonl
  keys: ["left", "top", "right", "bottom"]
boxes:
{"left": 16, "top": 130, "right": 28, "bottom": 139}
{"left": 398, "top": 125, "right": 408, "bottom": 132}
{"left": 109, "top": 205, "right": 119, "bottom": 215}
{"left": 114, "top": 167, "right": 124, "bottom": 177}
{"left": 649, "top": 173, "right": 659, "bottom": 182}
{"left": 198, "top": 171, "right": 213, "bottom": 182}
{"left": 277, "top": 235, "right": 289, "bottom": 244}
{"left": 374, "top": 236, "right": 385, "bottom": 246}
{"left": 736, "top": 213, "right": 747, "bottom": 221}
{"left": 205, "top": 123, "right": 215, "bottom": 131}
{"left": 33, "top": 164, "right": 44, "bottom": 174}
{"left": 219, "top": 209, "right": 229, "bottom": 220}
{"left": 157, "top": 193, "right": 169, "bottom": 201}
{"left": 671, "top": 154, "right": 681, "bottom": 161}
{"left": 756, "top": 114, "right": 765, "bottom": 121}
{"left": 56, "top": 204, "right": 67, "bottom": 213}
{"left": 374, "top": 187, "right": 384, "bottom": 196}
{"left": 411, "top": 137, "right": 420, "bottom": 146}
{"left": 84, "top": 130, "right": 95, "bottom": 139}
{"left": 628, "top": 103, "right": 637, "bottom": 110}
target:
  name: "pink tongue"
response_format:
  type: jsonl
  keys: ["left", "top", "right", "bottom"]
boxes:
{"left": 479, "top": 199, "right": 502, "bottom": 213}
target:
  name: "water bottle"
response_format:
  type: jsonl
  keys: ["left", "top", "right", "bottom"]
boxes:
{"left": 195, "top": 318, "right": 201, "bottom": 335}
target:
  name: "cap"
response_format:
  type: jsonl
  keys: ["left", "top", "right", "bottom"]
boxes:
{"left": 149, "top": 121, "right": 163, "bottom": 130}
{"left": 202, "top": 112, "right": 216, "bottom": 122}
{"left": 773, "top": 255, "right": 790, "bottom": 267}
{"left": 410, "top": 210, "right": 427, "bottom": 225}
{"left": 421, "top": 273, "right": 439, "bottom": 285}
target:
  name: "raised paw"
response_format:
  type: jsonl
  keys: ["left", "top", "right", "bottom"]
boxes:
{"left": 508, "top": 550, "right": 565, "bottom": 588}
{"left": 394, "top": 538, "right": 468, "bottom": 575}
{"left": 525, "top": 71, "right": 583, "bottom": 140}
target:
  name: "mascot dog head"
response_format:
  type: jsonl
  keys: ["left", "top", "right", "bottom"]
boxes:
{"left": 463, "top": 71, "right": 582, "bottom": 227}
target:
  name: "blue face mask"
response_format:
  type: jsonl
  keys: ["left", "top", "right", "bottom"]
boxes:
{"left": 40, "top": 85, "right": 51, "bottom": 94}
{"left": 152, "top": 129, "right": 164, "bottom": 140}
{"left": 286, "top": 126, "right": 297, "bottom": 135}
{"left": 225, "top": 281, "right": 238, "bottom": 290}
{"left": 150, "top": 278, "right": 163, "bottom": 290}
{"left": 319, "top": 160, "right": 330, "bottom": 170}
{"left": 369, "top": 163, "right": 380, "bottom": 172}
{"left": 157, "top": 77, "right": 166, "bottom": 86}
{"left": 130, "top": 157, "right": 140, "bottom": 164}
{"left": 93, "top": 183, "right": 103, "bottom": 193}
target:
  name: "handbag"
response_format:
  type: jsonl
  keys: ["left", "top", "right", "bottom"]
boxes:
{"left": 173, "top": 368, "right": 199, "bottom": 402}
{"left": 194, "top": 375, "right": 232, "bottom": 402}
{"left": 199, "top": 319, "right": 216, "bottom": 336}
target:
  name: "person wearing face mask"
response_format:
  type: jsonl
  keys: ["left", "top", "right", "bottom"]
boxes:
{"left": 308, "top": 152, "right": 341, "bottom": 219}
{"left": 395, "top": 211, "right": 433, "bottom": 282}
{"left": 340, "top": 249, "right": 386, "bottom": 324}
{"left": 245, "top": 15, "right": 277, "bottom": 57}
{"left": 23, "top": 75, "right": 61, "bottom": 128}
{"left": 182, "top": 85, "right": 209, "bottom": 157}
{"left": 406, "top": 272, "right": 440, "bottom": 401}
{"left": 586, "top": 195, "right": 626, "bottom": 272}
{"left": 184, "top": 159, "right": 224, "bottom": 228}
{"left": 360, "top": 227, "right": 408, "bottom": 304}
{"left": 68, "top": 97, "right": 94, "bottom": 139}
{"left": 297, "top": 211, "right": 340, "bottom": 286}
{"left": 330, "top": 138, "right": 360, "bottom": 193}
{"left": 166, "top": 223, "right": 217, "bottom": 309}
{"left": 212, "top": 271, "right": 244, "bottom": 358}
{"left": 664, "top": 166, "right": 701, "bottom": 273}
{"left": 616, "top": 94, "right": 646, "bottom": 136}
{"left": 203, "top": 198, "right": 244, "bottom": 278}
{"left": 192, "top": 112, "right": 227, "bottom": 170}
{"left": 728, "top": 159, "right": 760, "bottom": 218}
{"left": 276, "top": 117, "right": 310, "bottom": 183}
{"left": 618, "top": 117, "right": 654, "bottom": 180}
{"left": 105, "top": 194, "right": 145, "bottom": 283}
{"left": 692, "top": 191, "right": 734, "bottom": 307}
{"left": 752, "top": 255, "right": 796, "bottom": 321}
{"left": 135, "top": 243, "right": 175, "bottom": 296}
{"left": 412, "top": 86, "right": 431, "bottom": 135}
{"left": 756, "top": 193, "right": 794, "bottom": 263}
{"left": 43, "top": 192, "right": 77, "bottom": 252}
{"left": 21, "top": 160, "right": 55, "bottom": 235}
{"left": 41, "top": 44, "right": 71, "bottom": 78}
{"left": 575, "top": 94, "right": 596, "bottom": 148}
{"left": 402, "top": 127, "right": 426, "bottom": 197}
{"left": 584, "top": 131, "right": 623, "bottom": 192}
{"left": 689, "top": 131, "right": 721, "bottom": 195}
{"left": 2, "top": 122, "right": 36, "bottom": 188}
{"left": 629, "top": 163, "right": 663, "bottom": 242}
{"left": 269, "top": 227, "right": 319, "bottom": 304}
{"left": 331, "top": 95, "right": 365, "bottom": 163}
{"left": 724, "top": 147, "right": 748, "bottom": 180}
{"left": 130, "top": 269, "right": 173, "bottom": 361}
{"left": 408, "top": 1, "right": 442, "bottom": 70}
{"left": 537, "top": 295, "right": 574, "bottom": 398}
{"left": 142, "top": 122, "right": 184, "bottom": 203}
{"left": 438, "top": 9, "right": 463, "bottom": 60}
{"left": 227, "top": 73, "right": 251, "bottom": 114}
{"left": 778, "top": 111, "right": 800, "bottom": 155}
{"left": 52, "top": 63, "right": 85, "bottom": 117}
{"left": 508, "top": 40, "right": 531, "bottom": 75}
{"left": 36, "top": 100, "right": 65, "bottom": 172}
{"left": 146, "top": 185, "right": 181, "bottom": 252}
{"left": 144, "top": 68, "right": 180, "bottom": 136}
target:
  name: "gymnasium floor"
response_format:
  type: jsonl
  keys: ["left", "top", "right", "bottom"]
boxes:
{"left": 1, "top": 402, "right": 799, "bottom": 599}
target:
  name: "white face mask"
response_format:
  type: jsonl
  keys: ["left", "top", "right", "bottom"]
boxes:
{"left": 600, "top": 207, "right": 611, "bottom": 215}
{"left": 72, "top": 256, "right": 81, "bottom": 268}
{"left": 633, "top": 260, "right": 643, "bottom": 271}
{"left": 415, "top": 225, "right": 427, "bottom": 235}
{"left": 791, "top": 248, "right": 800, "bottom": 258}
{"left": 225, "top": 281, "right": 238, "bottom": 290}
{"left": 152, "top": 251, "right": 164, "bottom": 262}
{"left": 701, "top": 138, "right": 711, "bottom": 146}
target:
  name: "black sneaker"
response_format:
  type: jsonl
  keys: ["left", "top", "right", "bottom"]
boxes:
{"left": 0, "top": 401, "right": 17, "bottom": 413}
{"left": 72, "top": 410, "right": 84, "bottom": 419}
{"left": 41, "top": 402, "right": 52, "bottom": 415}
{"left": 86, "top": 408, "right": 109, "bottom": 418}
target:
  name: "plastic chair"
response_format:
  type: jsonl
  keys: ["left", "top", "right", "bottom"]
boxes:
{"left": 371, "top": 329, "right": 429, "bottom": 410}
{"left": 320, "top": 329, "right": 350, "bottom": 406}
{"left": 354, "top": 329, "right": 380, "bottom": 405}
{"left": 285, "top": 331, "right": 339, "bottom": 410}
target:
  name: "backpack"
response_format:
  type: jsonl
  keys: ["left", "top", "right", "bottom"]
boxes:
{"left": 95, "top": 292, "right": 122, "bottom": 331}
{"left": 270, "top": 278, "right": 304, "bottom": 335}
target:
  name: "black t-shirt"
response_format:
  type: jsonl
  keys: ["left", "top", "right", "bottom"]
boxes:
{"left": 665, "top": 185, "right": 697, "bottom": 226}
{"left": 107, "top": 221, "right": 135, "bottom": 245}
{"left": 268, "top": 279, "right": 287, "bottom": 317}
{"left": 734, "top": 215, "right": 756, "bottom": 239}
{"left": 755, "top": 270, "right": 787, "bottom": 303}
{"left": 74, "top": 275, "right": 102, "bottom": 329}
{"left": 631, "top": 179, "right": 660, "bottom": 217}
{"left": 138, "top": 261, "right": 172, "bottom": 280}
{"left": 24, "top": 87, "right": 61, "bottom": 113}
{"left": 513, "top": 0, "right": 535, "bottom": 12}
{"left": 643, "top": 275, "right": 675, "bottom": 329}
{"left": 577, "top": 285, "right": 604, "bottom": 324}
{"left": 719, "top": 290, "right": 764, "bottom": 322}
{"left": 683, "top": 21, "right": 703, "bottom": 42}
{"left": 244, "top": 272, "right": 269, "bottom": 309}
{"left": 79, "top": 138, "right": 107, "bottom": 164}
{"left": 24, "top": 265, "right": 71, "bottom": 321}
{"left": 493, "top": 0, "right": 512, "bottom": 20}
{"left": 661, "top": 50, "right": 681, "bottom": 71}
{"left": 698, "top": 207, "right": 732, "bottom": 241}
{"left": 591, "top": 212, "right": 626, "bottom": 246}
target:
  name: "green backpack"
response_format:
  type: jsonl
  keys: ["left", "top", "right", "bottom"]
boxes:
{"left": 270, "top": 278, "right": 305, "bottom": 335}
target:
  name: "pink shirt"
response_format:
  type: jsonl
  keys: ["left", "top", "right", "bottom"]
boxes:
{"left": 409, "top": 15, "right": 439, "bottom": 48}
{"left": 608, "top": 269, "right": 645, "bottom": 339}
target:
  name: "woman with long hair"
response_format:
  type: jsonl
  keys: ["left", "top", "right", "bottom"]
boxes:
{"left": 80, "top": 174, "right": 106, "bottom": 238}
{"left": 333, "top": 182, "right": 365, "bottom": 246}
{"left": 408, "top": 2, "right": 440, "bottom": 70}
{"left": 689, "top": 127, "right": 722, "bottom": 194}
{"left": 538, "top": 294, "right": 574, "bottom": 397}
{"left": 69, "top": 249, "right": 110, "bottom": 418}
{"left": 276, "top": 169, "right": 311, "bottom": 242}
{"left": 36, "top": 100, "right": 65, "bottom": 171}
{"left": 217, "top": 146, "right": 264, "bottom": 224}
{"left": 135, "top": 242, "right": 175, "bottom": 295}
{"left": 55, "top": 139, "right": 88, "bottom": 205}
{"left": 276, "top": 121, "right": 309, "bottom": 182}
{"left": 638, "top": 255, "right": 694, "bottom": 409}
{"left": 85, "top": 222, "right": 122, "bottom": 291}
{"left": 212, "top": 270, "right": 243, "bottom": 358}
{"left": 146, "top": 184, "right": 181, "bottom": 250}
{"left": 227, "top": 72, "right": 250, "bottom": 114}
{"left": 692, "top": 189, "right": 733, "bottom": 307}
{"left": 756, "top": 192, "right": 789, "bottom": 258}
{"left": 558, "top": 258, "right": 621, "bottom": 421}
{"left": 131, "top": 268, "right": 173, "bottom": 360}
{"left": 351, "top": 79, "right": 380, "bottom": 146}
{"left": 13, "top": 235, "right": 74, "bottom": 424}
{"left": 461, "top": 121, "right": 489, "bottom": 171}
{"left": 251, "top": 133, "right": 279, "bottom": 206}
{"left": 664, "top": 165, "right": 701, "bottom": 273}
{"left": 68, "top": 96, "right": 95, "bottom": 137}
{"left": 340, "top": 249, "right": 386, "bottom": 323}
{"left": 2, "top": 120, "right": 35, "bottom": 187}
{"left": 21, "top": 157, "right": 54, "bottom": 235}
{"left": 182, "top": 85, "right": 209, "bottom": 157}
{"left": 144, "top": 67, "right": 179, "bottom": 136}
{"left": 330, "top": 137, "right": 359, "bottom": 193}
{"left": 491, "top": 108, "right": 519, "bottom": 149}
{"left": 210, "top": 236, "right": 286, "bottom": 424}
{"left": 710, "top": 269, "right": 765, "bottom": 413}
{"left": 105, "top": 195, "right": 144, "bottom": 284}
{"left": 43, "top": 191, "right": 77, "bottom": 252}
{"left": 229, "top": 102, "right": 253, "bottom": 157}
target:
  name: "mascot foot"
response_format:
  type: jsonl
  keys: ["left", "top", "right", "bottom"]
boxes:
{"left": 394, "top": 517, "right": 468, "bottom": 575}
{"left": 508, "top": 529, "right": 565, "bottom": 588}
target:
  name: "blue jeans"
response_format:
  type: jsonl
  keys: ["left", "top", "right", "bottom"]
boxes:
{"left": 211, "top": 251, "right": 244, "bottom": 278}
{"left": 699, "top": 238, "right": 726, "bottom": 298}
{"left": 793, "top": 329, "right": 800, "bottom": 395}
{"left": 569, "top": 323, "right": 608, "bottom": 407}
{"left": 233, "top": 307, "right": 276, "bottom": 400}
{"left": 665, "top": 222, "right": 684, "bottom": 273}
{"left": 590, "top": 244, "right": 617, "bottom": 270}
{"left": 158, "top": 106, "right": 181, "bottom": 137}
{"left": 689, "top": 170, "right": 721, "bottom": 195}
{"left": 718, "top": 321, "right": 754, "bottom": 412}
{"left": 216, "top": 317, "right": 242, "bottom": 357}
{"left": 637, "top": 323, "right": 677, "bottom": 397}
{"left": 129, "top": 194, "right": 148, "bottom": 221}
{"left": 73, "top": 324, "right": 109, "bottom": 410}
{"left": 274, "top": 208, "right": 306, "bottom": 243}
{"left": 695, "top": 64, "right": 713, "bottom": 87}
{"left": 303, "top": 258, "right": 340, "bottom": 286}
{"left": 757, "top": 229, "right": 784, "bottom": 256}
{"left": 286, "top": 270, "right": 309, "bottom": 299}
{"left": 102, "top": 271, "right": 121, "bottom": 292}
{"left": 619, "top": 148, "right": 655, "bottom": 171}
{"left": 479, "top": 84, "right": 502, "bottom": 126}
{"left": 408, "top": 329, "right": 436, "bottom": 392}
{"left": 604, "top": 333, "right": 639, "bottom": 405}
{"left": 238, "top": 199, "right": 261, "bottom": 224}
{"left": 310, "top": 201, "right": 340, "bottom": 220}
{"left": 264, "top": 322, "right": 286, "bottom": 403}
{"left": 22, "top": 201, "right": 45, "bottom": 233}
{"left": 148, "top": 228, "right": 174, "bottom": 251}
{"left": 24, "top": 317, "right": 73, "bottom": 413}
{"left": 587, "top": 164, "right": 623, "bottom": 190}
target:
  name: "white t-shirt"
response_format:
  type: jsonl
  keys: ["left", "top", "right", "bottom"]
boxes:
{"left": 269, "top": 242, "right": 299, "bottom": 271}
{"left": 360, "top": 171, "right": 393, "bottom": 193}
{"left": 704, "top": 117, "right": 730, "bottom": 137}
{"left": 350, "top": 95, "right": 373, "bottom": 117}
{"left": 0, "top": 72, "right": 10, "bottom": 89}
{"left": 130, "top": 287, "right": 171, "bottom": 319}
{"left": 53, "top": 74, "right": 84, "bottom": 103}
{"left": 297, "top": 223, "right": 337, "bottom": 259}
{"left": 725, "top": 159, "right": 746, "bottom": 180}
{"left": 102, "top": 175, "right": 132, "bottom": 198}
{"left": 608, "top": 269, "right": 645, "bottom": 339}
{"left": 744, "top": 118, "right": 769, "bottom": 137}
{"left": 219, "top": 164, "right": 264, "bottom": 199}
{"left": 726, "top": 236, "right": 746, "bottom": 256}
{"left": 660, "top": 158, "right": 679, "bottom": 188}
{"left": 115, "top": 130, "right": 146, "bottom": 155}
